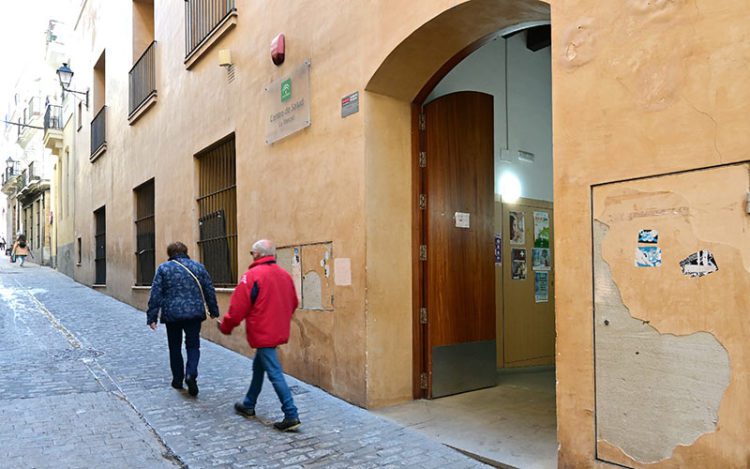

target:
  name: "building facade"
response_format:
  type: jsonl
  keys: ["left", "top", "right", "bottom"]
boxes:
{"left": 55, "top": 0, "right": 750, "bottom": 467}
{"left": 2, "top": 20, "right": 66, "bottom": 265}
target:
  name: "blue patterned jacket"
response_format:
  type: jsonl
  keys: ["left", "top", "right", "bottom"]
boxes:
{"left": 146, "top": 254, "right": 220, "bottom": 324}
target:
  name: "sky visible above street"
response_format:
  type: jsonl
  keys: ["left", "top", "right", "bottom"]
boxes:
{"left": 0, "top": 0, "right": 70, "bottom": 113}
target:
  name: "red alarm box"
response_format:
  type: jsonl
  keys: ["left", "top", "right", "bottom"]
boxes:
{"left": 271, "top": 34, "right": 285, "bottom": 66}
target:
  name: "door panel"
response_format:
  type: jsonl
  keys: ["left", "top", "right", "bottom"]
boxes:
{"left": 424, "top": 91, "right": 496, "bottom": 397}
{"left": 502, "top": 200, "right": 555, "bottom": 366}
{"left": 593, "top": 164, "right": 746, "bottom": 467}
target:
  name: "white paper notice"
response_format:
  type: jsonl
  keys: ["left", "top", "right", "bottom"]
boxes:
{"left": 455, "top": 212, "right": 470, "bottom": 229}
{"left": 334, "top": 258, "right": 352, "bottom": 286}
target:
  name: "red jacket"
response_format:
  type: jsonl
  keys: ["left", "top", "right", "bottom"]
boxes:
{"left": 219, "top": 256, "right": 299, "bottom": 348}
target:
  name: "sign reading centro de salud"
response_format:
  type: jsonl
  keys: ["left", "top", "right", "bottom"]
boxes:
{"left": 265, "top": 60, "right": 311, "bottom": 144}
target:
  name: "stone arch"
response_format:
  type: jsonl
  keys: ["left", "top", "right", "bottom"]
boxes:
{"left": 366, "top": 0, "right": 550, "bottom": 103}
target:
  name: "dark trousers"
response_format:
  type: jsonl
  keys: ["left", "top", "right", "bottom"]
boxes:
{"left": 165, "top": 318, "right": 202, "bottom": 381}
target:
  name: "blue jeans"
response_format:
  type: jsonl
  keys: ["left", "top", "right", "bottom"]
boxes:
{"left": 165, "top": 318, "right": 202, "bottom": 381}
{"left": 243, "top": 347, "right": 298, "bottom": 420}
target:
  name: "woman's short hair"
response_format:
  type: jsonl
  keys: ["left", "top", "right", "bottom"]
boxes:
{"left": 167, "top": 241, "right": 188, "bottom": 258}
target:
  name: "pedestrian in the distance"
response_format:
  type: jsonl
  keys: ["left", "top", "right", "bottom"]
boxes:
{"left": 218, "top": 239, "right": 301, "bottom": 431}
{"left": 0, "top": 236, "right": 6, "bottom": 252}
{"left": 146, "top": 241, "right": 219, "bottom": 396}
{"left": 11, "top": 234, "right": 33, "bottom": 267}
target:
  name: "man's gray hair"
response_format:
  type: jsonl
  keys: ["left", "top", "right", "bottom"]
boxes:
{"left": 252, "top": 239, "right": 276, "bottom": 257}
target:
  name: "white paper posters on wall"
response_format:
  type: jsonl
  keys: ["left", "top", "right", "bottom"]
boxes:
{"left": 334, "top": 258, "right": 352, "bottom": 286}
{"left": 532, "top": 248, "right": 551, "bottom": 271}
{"left": 636, "top": 246, "right": 662, "bottom": 267}
{"left": 511, "top": 248, "right": 527, "bottom": 280}
{"left": 533, "top": 211, "right": 550, "bottom": 248}
{"left": 680, "top": 250, "right": 718, "bottom": 278}
{"left": 495, "top": 234, "right": 502, "bottom": 265}
{"left": 509, "top": 211, "right": 525, "bottom": 245}
{"left": 535, "top": 272, "right": 549, "bottom": 303}
{"left": 638, "top": 229, "right": 659, "bottom": 244}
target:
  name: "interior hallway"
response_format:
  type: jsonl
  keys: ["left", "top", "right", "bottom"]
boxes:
{"left": 374, "top": 369, "right": 557, "bottom": 469}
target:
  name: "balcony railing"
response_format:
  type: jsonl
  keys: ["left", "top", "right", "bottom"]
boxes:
{"left": 129, "top": 41, "right": 157, "bottom": 118}
{"left": 44, "top": 105, "right": 63, "bottom": 131}
{"left": 184, "top": 0, "right": 236, "bottom": 59}
{"left": 91, "top": 106, "right": 107, "bottom": 158}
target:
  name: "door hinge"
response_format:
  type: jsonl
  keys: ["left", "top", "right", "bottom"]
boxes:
{"left": 419, "top": 113, "right": 426, "bottom": 131}
{"left": 419, "top": 245, "right": 427, "bottom": 261}
{"left": 418, "top": 151, "right": 426, "bottom": 168}
{"left": 420, "top": 372, "right": 428, "bottom": 389}
{"left": 419, "top": 307, "right": 427, "bottom": 324}
{"left": 418, "top": 194, "right": 427, "bottom": 210}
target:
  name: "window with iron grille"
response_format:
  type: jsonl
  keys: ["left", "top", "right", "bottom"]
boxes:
{"left": 196, "top": 134, "right": 237, "bottom": 287}
{"left": 184, "top": 0, "right": 237, "bottom": 59}
{"left": 94, "top": 206, "right": 106, "bottom": 285}
{"left": 134, "top": 179, "right": 155, "bottom": 285}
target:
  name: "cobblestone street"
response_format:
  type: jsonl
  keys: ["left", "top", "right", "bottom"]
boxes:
{"left": 0, "top": 260, "right": 485, "bottom": 469}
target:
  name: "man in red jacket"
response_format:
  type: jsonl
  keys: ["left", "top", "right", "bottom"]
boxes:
{"left": 218, "top": 239, "right": 301, "bottom": 431}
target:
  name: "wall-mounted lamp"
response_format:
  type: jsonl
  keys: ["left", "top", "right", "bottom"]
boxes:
{"left": 218, "top": 49, "right": 232, "bottom": 67}
{"left": 56, "top": 63, "right": 88, "bottom": 109}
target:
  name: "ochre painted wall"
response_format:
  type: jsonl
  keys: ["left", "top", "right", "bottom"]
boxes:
{"left": 551, "top": 0, "right": 750, "bottom": 467}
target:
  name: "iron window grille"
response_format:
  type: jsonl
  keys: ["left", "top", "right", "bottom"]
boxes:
{"left": 94, "top": 207, "right": 106, "bottom": 285}
{"left": 135, "top": 179, "right": 156, "bottom": 285}
{"left": 184, "top": 0, "right": 236, "bottom": 59}
{"left": 196, "top": 134, "right": 237, "bottom": 287}
{"left": 91, "top": 106, "right": 107, "bottom": 158}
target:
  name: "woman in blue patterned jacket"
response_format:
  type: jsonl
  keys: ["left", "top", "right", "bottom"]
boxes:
{"left": 147, "top": 241, "right": 220, "bottom": 396}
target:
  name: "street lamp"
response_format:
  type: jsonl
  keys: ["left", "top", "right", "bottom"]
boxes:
{"left": 56, "top": 63, "right": 88, "bottom": 109}
{"left": 5, "top": 157, "right": 14, "bottom": 173}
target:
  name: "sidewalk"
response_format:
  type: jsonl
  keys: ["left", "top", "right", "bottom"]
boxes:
{"left": 0, "top": 260, "right": 485, "bottom": 468}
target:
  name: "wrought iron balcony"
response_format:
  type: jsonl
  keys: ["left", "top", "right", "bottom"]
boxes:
{"left": 184, "top": 0, "right": 236, "bottom": 59}
{"left": 44, "top": 104, "right": 63, "bottom": 131}
{"left": 129, "top": 41, "right": 157, "bottom": 119}
{"left": 91, "top": 106, "right": 107, "bottom": 160}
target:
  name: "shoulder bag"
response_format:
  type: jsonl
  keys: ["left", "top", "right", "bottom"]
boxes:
{"left": 171, "top": 260, "right": 214, "bottom": 320}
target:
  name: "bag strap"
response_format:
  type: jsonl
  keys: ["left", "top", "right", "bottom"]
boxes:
{"left": 171, "top": 260, "right": 212, "bottom": 318}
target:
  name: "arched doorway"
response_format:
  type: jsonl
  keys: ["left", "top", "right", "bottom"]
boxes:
{"left": 365, "top": 2, "right": 555, "bottom": 467}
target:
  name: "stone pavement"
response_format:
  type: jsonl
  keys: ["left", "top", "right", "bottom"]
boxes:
{"left": 0, "top": 260, "right": 486, "bottom": 469}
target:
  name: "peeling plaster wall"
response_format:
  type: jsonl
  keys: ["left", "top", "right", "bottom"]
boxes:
{"left": 552, "top": 0, "right": 750, "bottom": 466}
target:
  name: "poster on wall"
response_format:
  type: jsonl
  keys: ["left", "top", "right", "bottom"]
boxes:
{"left": 533, "top": 211, "right": 550, "bottom": 248}
{"left": 495, "top": 233, "right": 502, "bottom": 265}
{"left": 535, "top": 272, "right": 549, "bottom": 303}
{"left": 509, "top": 211, "right": 525, "bottom": 245}
{"left": 532, "top": 248, "right": 551, "bottom": 271}
{"left": 635, "top": 246, "right": 662, "bottom": 267}
{"left": 511, "top": 248, "right": 527, "bottom": 280}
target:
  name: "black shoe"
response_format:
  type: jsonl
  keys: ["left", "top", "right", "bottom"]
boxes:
{"left": 185, "top": 375, "right": 199, "bottom": 396}
{"left": 273, "top": 418, "right": 301, "bottom": 432}
{"left": 234, "top": 402, "right": 256, "bottom": 418}
{"left": 171, "top": 378, "right": 184, "bottom": 390}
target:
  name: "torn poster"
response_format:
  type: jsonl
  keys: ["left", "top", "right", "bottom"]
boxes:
{"left": 680, "top": 250, "right": 718, "bottom": 278}
{"left": 638, "top": 229, "right": 659, "bottom": 244}
{"left": 533, "top": 211, "right": 550, "bottom": 248}
{"left": 511, "top": 248, "right": 527, "bottom": 280}
{"left": 509, "top": 211, "right": 525, "bottom": 245}
{"left": 636, "top": 246, "right": 662, "bottom": 267}
{"left": 535, "top": 272, "right": 549, "bottom": 303}
{"left": 532, "top": 247, "right": 551, "bottom": 271}
{"left": 495, "top": 233, "right": 502, "bottom": 265}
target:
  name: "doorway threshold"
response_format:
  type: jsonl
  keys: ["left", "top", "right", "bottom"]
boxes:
{"left": 373, "top": 369, "right": 557, "bottom": 469}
